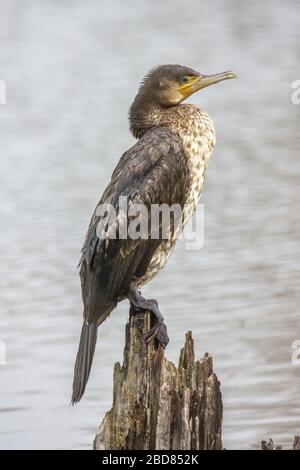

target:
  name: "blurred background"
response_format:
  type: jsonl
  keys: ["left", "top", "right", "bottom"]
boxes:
{"left": 0, "top": 0, "right": 300, "bottom": 450}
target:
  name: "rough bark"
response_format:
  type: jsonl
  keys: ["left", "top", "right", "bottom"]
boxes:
{"left": 261, "top": 436, "right": 300, "bottom": 450}
{"left": 94, "top": 310, "right": 223, "bottom": 450}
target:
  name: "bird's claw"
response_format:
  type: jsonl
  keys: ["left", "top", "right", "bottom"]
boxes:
{"left": 143, "top": 320, "right": 169, "bottom": 349}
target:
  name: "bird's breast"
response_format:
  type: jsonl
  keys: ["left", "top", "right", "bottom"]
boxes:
{"left": 137, "top": 107, "right": 216, "bottom": 287}
{"left": 174, "top": 106, "right": 216, "bottom": 216}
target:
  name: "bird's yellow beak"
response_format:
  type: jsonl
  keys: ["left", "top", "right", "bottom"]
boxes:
{"left": 179, "top": 71, "right": 237, "bottom": 98}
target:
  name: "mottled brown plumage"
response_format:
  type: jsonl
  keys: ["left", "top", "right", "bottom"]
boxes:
{"left": 72, "top": 64, "right": 236, "bottom": 404}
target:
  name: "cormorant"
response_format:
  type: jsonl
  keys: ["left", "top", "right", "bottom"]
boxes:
{"left": 72, "top": 64, "right": 236, "bottom": 404}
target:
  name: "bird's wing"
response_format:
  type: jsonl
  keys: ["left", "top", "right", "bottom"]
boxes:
{"left": 80, "top": 127, "right": 189, "bottom": 322}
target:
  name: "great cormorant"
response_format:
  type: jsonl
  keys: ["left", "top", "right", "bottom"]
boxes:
{"left": 72, "top": 64, "right": 236, "bottom": 404}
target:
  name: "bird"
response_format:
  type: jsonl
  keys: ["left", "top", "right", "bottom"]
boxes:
{"left": 71, "top": 64, "right": 236, "bottom": 404}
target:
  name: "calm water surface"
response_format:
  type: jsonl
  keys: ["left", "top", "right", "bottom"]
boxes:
{"left": 0, "top": 0, "right": 300, "bottom": 449}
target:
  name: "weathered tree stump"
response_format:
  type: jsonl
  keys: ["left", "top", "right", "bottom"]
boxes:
{"left": 261, "top": 436, "right": 300, "bottom": 450}
{"left": 94, "top": 310, "right": 223, "bottom": 450}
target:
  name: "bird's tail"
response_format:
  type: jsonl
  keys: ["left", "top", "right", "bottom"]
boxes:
{"left": 71, "top": 321, "right": 98, "bottom": 405}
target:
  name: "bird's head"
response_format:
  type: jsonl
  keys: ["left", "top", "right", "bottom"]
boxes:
{"left": 129, "top": 64, "right": 237, "bottom": 138}
{"left": 137, "top": 64, "right": 237, "bottom": 107}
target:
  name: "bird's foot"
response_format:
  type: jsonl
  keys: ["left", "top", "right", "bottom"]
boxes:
{"left": 128, "top": 284, "right": 169, "bottom": 348}
{"left": 143, "top": 320, "right": 169, "bottom": 349}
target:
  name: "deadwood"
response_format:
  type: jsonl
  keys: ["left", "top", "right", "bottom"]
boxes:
{"left": 94, "top": 310, "right": 223, "bottom": 450}
{"left": 261, "top": 436, "right": 300, "bottom": 450}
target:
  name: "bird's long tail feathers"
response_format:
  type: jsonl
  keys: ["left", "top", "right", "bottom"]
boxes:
{"left": 71, "top": 321, "right": 98, "bottom": 405}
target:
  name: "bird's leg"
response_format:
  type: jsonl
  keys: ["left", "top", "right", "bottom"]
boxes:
{"left": 128, "top": 284, "right": 169, "bottom": 348}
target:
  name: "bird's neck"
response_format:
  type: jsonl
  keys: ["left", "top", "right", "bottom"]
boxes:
{"left": 129, "top": 95, "right": 190, "bottom": 139}
{"left": 129, "top": 97, "right": 162, "bottom": 139}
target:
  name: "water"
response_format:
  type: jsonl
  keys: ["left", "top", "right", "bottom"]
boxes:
{"left": 1, "top": 0, "right": 300, "bottom": 450}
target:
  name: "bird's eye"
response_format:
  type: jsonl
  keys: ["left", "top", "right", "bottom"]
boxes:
{"left": 181, "top": 76, "right": 189, "bottom": 84}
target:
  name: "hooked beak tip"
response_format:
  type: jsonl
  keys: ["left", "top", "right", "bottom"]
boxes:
{"left": 227, "top": 71, "right": 238, "bottom": 80}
